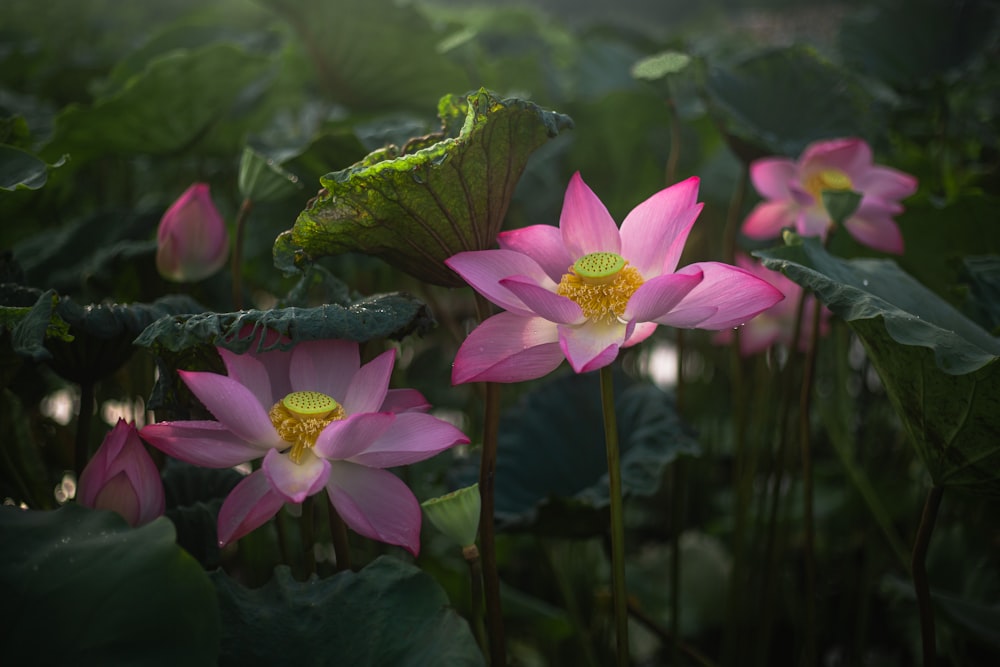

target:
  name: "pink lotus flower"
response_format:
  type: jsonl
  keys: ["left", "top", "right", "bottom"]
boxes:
{"left": 741, "top": 138, "right": 918, "bottom": 253}
{"left": 445, "top": 172, "right": 784, "bottom": 383}
{"left": 78, "top": 419, "right": 165, "bottom": 527}
{"left": 140, "top": 339, "right": 468, "bottom": 555}
{"left": 714, "top": 254, "right": 830, "bottom": 356}
{"left": 156, "top": 183, "right": 230, "bottom": 282}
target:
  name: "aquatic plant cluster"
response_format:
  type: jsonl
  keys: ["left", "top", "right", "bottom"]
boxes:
{"left": 1, "top": 1, "right": 998, "bottom": 665}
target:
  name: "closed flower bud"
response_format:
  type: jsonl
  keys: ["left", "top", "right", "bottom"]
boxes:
{"left": 156, "top": 183, "right": 230, "bottom": 282}
{"left": 78, "top": 419, "right": 165, "bottom": 527}
{"left": 421, "top": 483, "right": 481, "bottom": 549}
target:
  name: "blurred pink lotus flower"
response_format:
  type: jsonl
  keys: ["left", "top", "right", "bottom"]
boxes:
{"left": 156, "top": 183, "right": 230, "bottom": 282}
{"left": 140, "top": 339, "right": 467, "bottom": 555}
{"left": 741, "top": 138, "right": 918, "bottom": 254}
{"left": 78, "top": 418, "right": 165, "bottom": 527}
{"left": 714, "top": 254, "right": 831, "bottom": 356}
{"left": 445, "top": 172, "right": 784, "bottom": 383}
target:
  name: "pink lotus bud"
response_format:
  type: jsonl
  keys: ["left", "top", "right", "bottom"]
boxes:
{"left": 156, "top": 183, "right": 230, "bottom": 282}
{"left": 78, "top": 419, "right": 165, "bottom": 527}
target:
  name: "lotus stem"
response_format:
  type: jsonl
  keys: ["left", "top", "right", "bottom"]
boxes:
{"left": 599, "top": 364, "right": 629, "bottom": 666}
{"left": 912, "top": 485, "right": 944, "bottom": 667}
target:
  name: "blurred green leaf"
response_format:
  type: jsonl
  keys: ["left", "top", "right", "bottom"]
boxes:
{"left": 260, "top": 0, "right": 468, "bottom": 112}
{"left": 484, "top": 372, "right": 700, "bottom": 536}
{"left": 631, "top": 50, "right": 693, "bottom": 82}
{"left": 838, "top": 0, "right": 999, "bottom": 90}
{"left": 211, "top": 556, "right": 484, "bottom": 666}
{"left": 161, "top": 460, "right": 243, "bottom": 570}
{"left": 0, "top": 504, "right": 220, "bottom": 666}
{"left": 274, "top": 89, "right": 573, "bottom": 286}
{"left": 757, "top": 236, "right": 1000, "bottom": 492}
{"left": 703, "top": 45, "right": 878, "bottom": 162}
{"left": 237, "top": 146, "right": 303, "bottom": 202}
{"left": 0, "top": 144, "right": 64, "bottom": 190}
{"left": 821, "top": 189, "right": 862, "bottom": 226}
{"left": 960, "top": 256, "right": 1000, "bottom": 334}
{"left": 45, "top": 43, "right": 273, "bottom": 159}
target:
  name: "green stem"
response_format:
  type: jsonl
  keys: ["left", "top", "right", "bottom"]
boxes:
{"left": 669, "top": 460, "right": 683, "bottom": 666}
{"left": 301, "top": 496, "right": 317, "bottom": 577}
{"left": 473, "top": 293, "right": 506, "bottom": 667}
{"left": 912, "top": 485, "right": 944, "bottom": 667}
{"left": 230, "top": 197, "right": 253, "bottom": 311}
{"left": 328, "top": 504, "right": 352, "bottom": 572}
{"left": 464, "top": 546, "right": 489, "bottom": 658}
{"left": 665, "top": 98, "right": 681, "bottom": 185}
{"left": 599, "top": 365, "right": 629, "bottom": 666}
{"left": 74, "top": 381, "right": 95, "bottom": 478}
{"left": 542, "top": 539, "right": 601, "bottom": 667}
{"left": 797, "top": 297, "right": 822, "bottom": 666}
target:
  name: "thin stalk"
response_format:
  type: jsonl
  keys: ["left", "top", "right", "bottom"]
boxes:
{"left": 230, "top": 197, "right": 253, "bottom": 310}
{"left": 301, "top": 496, "right": 317, "bottom": 577}
{"left": 328, "top": 504, "right": 352, "bottom": 572}
{"left": 797, "top": 298, "right": 822, "bottom": 666}
{"left": 627, "top": 598, "right": 719, "bottom": 667}
{"left": 912, "top": 485, "right": 944, "bottom": 667}
{"left": 74, "top": 381, "right": 95, "bottom": 478}
{"left": 756, "top": 291, "right": 809, "bottom": 666}
{"left": 464, "top": 545, "right": 489, "bottom": 658}
{"left": 599, "top": 365, "right": 629, "bottom": 666}
{"left": 669, "top": 460, "right": 683, "bottom": 666}
{"left": 665, "top": 98, "right": 681, "bottom": 185}
{"left": 473, "top": 293, "right": 506, "bottom": 667}
{"left": 541, "top": 540, "right": 601, "bottom": 667}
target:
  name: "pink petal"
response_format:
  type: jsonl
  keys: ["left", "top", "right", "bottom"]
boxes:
{"left": 655, "top": 262, "right": 785, "bottom": 330}
{"left": 343, "top": 349, "right": 395, "bottom": 415}
{"left": 91, "top": 472, "right": 142, "bottom": 527}
{"left": 559, "top": 172, "right": 621, "bottom": 258}
{"left": 854, "top": 166, "right": 918, "bottom": 201}
{"left": 218, "top": 348, "right": 274, "bottom": 412}
{"left": 217, "top": 470, "right": 285, "bottom": 546}
{"left": 498, "top": 224, "right": 574, "bottom": 283}
{"left": 289, "top": 339, "right": 360, "bottom": 401}
{"left": 140, "top": 420, "right": 270, "bottom": 467}
{"left": 451, "top": 312, "right": 564, "bottom": 384}
{"left": 178, "top": 370, "right": 284, "bottom": 447}
{"left": 624, "top": 270, "right": 702, "bottom": 322}
{"left": 623, "top": 321, "right": 658, "bottom": 348}
{"left": 347, "top": 413, "right": 469, "bottom": 468}
{"left": 499, "top": 276, "right": 585, "bottom": 324}
{"left": 742, "top": 200, "right": 798, "bottom": 239}
{"left": 380, "top": 388, "right": 430, "bottom": 413}
{"left": 446, "top": 249, "right": 555, "bottom": 316}
{"left": 249, "top": 346, "right": 294, "bottom": 403}
{"left": 796, "top": 207, "right": 834, "bottom": 239}
{"left": 558, "top": 320, "right": 628, "bottom": 373}
{"left": 750, "top": 157, "right": 798, "bottom": 200}
{"left": 844, "top": 201, "right": 905, "bottom": 254}
{"left": 802, "top": 137, "right": 871, "bottom": 175}
{"left": 325, "top": 461, "right": 423, "bottom": 555}
{"left": 312, "top": 412, "right": 396, "bottom": 461}
{"left": 262, "top": 448, "right": 330, "bottom": 504}
{"left": 620, "top": 176, "right": 702, "bottom": 276}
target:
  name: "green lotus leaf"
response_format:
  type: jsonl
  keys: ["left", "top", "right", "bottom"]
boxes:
{"left": 273, "top": 88, "right": 573, "bottom": 286}
{"left": 211, "top": 556, "right": 484, "bottom": 666}
{"left": 0, "top": 504, "right": 220, "bottom": 666}
{"left": 0, "top": 144, "right": 65, "bottom": 191}
{"left": 756, "top": 236, "right": 1000, "bottom": 492}
{"left": 480, "top": 371, "right": 700, "bottom": 536}
{"left": 703, "top": 44, "right": 877, "bottom": 162}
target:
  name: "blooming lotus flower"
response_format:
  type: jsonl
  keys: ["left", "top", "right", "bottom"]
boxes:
{"left": 741, "top": 138, "right": 918, "bottom": 253}
{"left": 140, "top": 339, "right": 467, "bottom": 555}
{"left": 156, "top": 183, "right": 230, "bottom": 282}
{"left": 714, "top": 254, "right": 830, "bottom": 356}
{"left": 445, "top": 172, "right": 784, "bottom": 383}
{"left": 78, "top": 419, "right": 165, "bottom": 527}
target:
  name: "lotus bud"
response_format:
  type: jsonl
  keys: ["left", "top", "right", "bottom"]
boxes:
{"left": 78, "top": 419, "right": 165, "bottom": 527}
{"left": 421, "top": 483, "right": 481, "bottom": 555}
{"left": 156, "top": 183, "right": 230, "bottom": 282}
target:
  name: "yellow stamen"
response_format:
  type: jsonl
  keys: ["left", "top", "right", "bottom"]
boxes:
{"left": 269, "top": 391, "right": 346, "bottom": 464}
{"left": 556, "top": 252, "right": 644, "bottom": 325}
{"left": 804, "top": 168, "right": 853, "bottom": 203}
